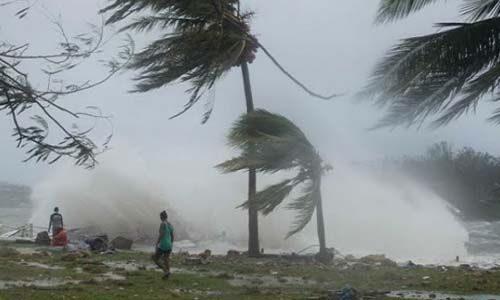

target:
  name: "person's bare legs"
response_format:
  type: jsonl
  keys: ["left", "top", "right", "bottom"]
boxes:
{"left": 162, "top": 251, "right": 171, "bottom": 279}
{"left": 152, "top": 249, "right": 171, "bottom": 279}
{"left": 152, "top": 250, "right": 165, "bottom": 271}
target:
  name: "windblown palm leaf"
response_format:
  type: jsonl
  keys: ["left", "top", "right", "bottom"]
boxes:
{"left": 101, "top": 0, "right": 338, "bottom": 122}
{"left": 368, "top": 0, "right": 500, "bottom": 127}
{"left": 462, "top": 0, "right": 500, "bottom": 20}
{"left": 218, "top": 109, "right": 330, "bottom": 239}
{"left": 286, "top": 181, "right": 317, "bottom": 238}
{"left": 376, "top": 0, "right": 442, "bottom": 23}
{"left": 101, "top": 0, "right": 257, "bottom": 122}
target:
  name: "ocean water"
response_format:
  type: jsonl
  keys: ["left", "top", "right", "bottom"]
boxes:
{"left": 3, "top": 200, "right": 500, "bottom": 267}
{"left": 0, "top": 204, "right": 32, "bottom": 234}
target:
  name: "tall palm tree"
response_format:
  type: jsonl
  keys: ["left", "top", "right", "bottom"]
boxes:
{"left": 101, "top": 0, "right": 337, "bottom": 257}
{"left": 365, "top": 0, "right": 500, "bottom": 128}
{"left": 218, "top": 109, "right": 332, "bottom": 262}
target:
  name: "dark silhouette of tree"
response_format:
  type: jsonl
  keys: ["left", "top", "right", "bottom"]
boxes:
{"left": 384, "top": 141, "right": 500, "bottom": 220}
{"left": 1, "top": 1, "right": 132, "bottom": 167}
{"left": 218, "top": 109, "right": 333, "bottom": 263}
{"left": 365, "top": 0, "right": 500, "bottom": 128}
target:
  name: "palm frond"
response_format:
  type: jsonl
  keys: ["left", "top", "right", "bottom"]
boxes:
{"left": 101, "top": 0, "right": 257, "bottom": 122}
{"left": 364, "top": 18, "right": 500, "bottom": 127}
{"left": 238, "top": 179, "right": 296, "bottom": 215}
{"left": 219, "top": 109, "right": 321, "bottom": 174}
{"left": 376, "top": 0, "right": 442, "bottom": 24}
{"left": 217, "top": 145, "right": 302, "bottom": 174}
{"left": 285, "top": 181, "right": 317, "bottom": 239}
{"left": 462, "top": 0, "right": 500, "bottom": 21}
{"left": 219, "top": 110, "right": 328, "bottom": 239}
{"left": 101, "top": 0, "right": 237, "bottom": 25}
{"left": 434, "top": 61, "right": 500, "bottom": 125}
{"left": 227, "top": 109, "right": 311, "bottom": 150}
{"left": 119, "top": 13, "right": 198, "bottom": 33}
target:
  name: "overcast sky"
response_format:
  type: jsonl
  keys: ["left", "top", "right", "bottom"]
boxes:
{"left": 2, "top": 0, "right": 500, "bottom": 185}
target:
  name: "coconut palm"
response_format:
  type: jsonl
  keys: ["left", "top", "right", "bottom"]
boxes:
{"left": 101, "top": 0, "right": 337, "bottom": 257}
{"left": 365, "top": 0, "right": 500, "bottom": 128}
{"left": 218, "top": 109, "right": 332, "bottom": 262}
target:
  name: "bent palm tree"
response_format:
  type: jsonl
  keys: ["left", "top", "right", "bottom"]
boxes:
{"left": 218, "top": 109, "right": 332, "bottom": 262}
{"left": 101, "top": 0, "right": 337, "bottom": 257}
{"left": 365, "top": 0, "right": 500, "bottom": 127}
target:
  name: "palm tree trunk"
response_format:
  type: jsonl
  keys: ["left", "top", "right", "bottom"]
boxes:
{"left": 241, "top": 61, "right": 260, "bottom": 257}
{"left": 315, "top": 177, "right": 329, "bottom": 262}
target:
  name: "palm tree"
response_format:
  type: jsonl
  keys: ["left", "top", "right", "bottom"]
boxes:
{"left": 218, "top": 109, "right": 332, "bottom": 263}
{"left": 101, "top": 0, "right": 337, "bottom": 257}
{"left": 365, "top": 0, "right": 500, "bottom": 128}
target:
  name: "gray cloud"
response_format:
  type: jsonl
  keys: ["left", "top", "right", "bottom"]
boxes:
{"left": 1, "top": 0, "right": 499, "bottom": 185}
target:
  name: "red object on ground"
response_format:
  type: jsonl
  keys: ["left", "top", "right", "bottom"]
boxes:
{"left": 52, "top": 229, "right": 68, "bottom": 247}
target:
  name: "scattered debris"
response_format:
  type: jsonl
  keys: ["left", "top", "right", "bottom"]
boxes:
{"left": 35, "top": 231, "right": 50, "bottom": 246}
{"left": 226, "top": 249, "right": 240, "bottom": 258}
{"left": 406, "top": 260, "right": 417, "bottom": 267}
{"left": 360, "top": 254, "right": 397, "bottom": 267}
{"left": 199, "top": 249, "right": 211, "bottom": 260}
{"left": 183, "top": 257, "right": 204, "bottom": 265}
{"left": 85, "top": 235, "right": 108, "bottom": 252}
{"left": 344, "top": 255, "right": 357, "bottom": 262}
{"left": 110, "top": 236, "right": 133, "bottom": 250}
{"left": 328, "top": 286, "right": 360, "bottom": 300}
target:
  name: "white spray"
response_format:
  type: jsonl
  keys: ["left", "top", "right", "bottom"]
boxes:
{"left": 29, "top": 150, "right": 467, "bottom": 262}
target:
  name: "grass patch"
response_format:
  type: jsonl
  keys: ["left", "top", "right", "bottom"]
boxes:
{"left": 2, "top": 245, "right": 500, "bottom": 299}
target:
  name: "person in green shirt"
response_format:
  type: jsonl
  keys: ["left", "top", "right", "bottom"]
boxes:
{"left": 152, "top": 210, "right": 174, "bottom": 279}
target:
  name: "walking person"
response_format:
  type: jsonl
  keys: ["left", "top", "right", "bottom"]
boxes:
{"left": 152, "top": 210, "right": 174, "bottom": 280}
{"left": 48, "top": 207, "right": 63, "bottom": 237}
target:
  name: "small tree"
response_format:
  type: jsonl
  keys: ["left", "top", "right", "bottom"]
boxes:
{"left": 218, "top": 109, "right": 332, "bottom": 263}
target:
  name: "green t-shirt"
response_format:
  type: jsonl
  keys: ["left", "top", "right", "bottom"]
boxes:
{"left": 159, "top": 222, "right": 174, "bottom": 251}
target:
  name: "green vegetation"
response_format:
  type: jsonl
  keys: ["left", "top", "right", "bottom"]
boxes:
{"left": 218, "top": 110, "right": 332, "bottom": 261}
{"left": 379, "top": 141, "right": 500, "bottom": 220}
{"left": 366, "top": 0, "right": 500, "bottom": 128}
{"left": 1, "top": 245, "right": 500, "bottom": 299}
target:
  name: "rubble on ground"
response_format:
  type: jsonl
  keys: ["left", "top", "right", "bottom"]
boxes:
{"left": 85, "top": 235, "right": 109, "bottom": 252}
{"left": 182, "top": 250, "right": 212, "bottom": 265}
{"left": 110, "top": 236, "right": 133, "bottom": 250}
{"left": 226, "top": 249, "right": 241, "bottom": 258}
{"left": 35, "top": 231, "right": 50, "bottom": 246}
{"left": 359, "top": 254, "right": 398, "bottom": 267}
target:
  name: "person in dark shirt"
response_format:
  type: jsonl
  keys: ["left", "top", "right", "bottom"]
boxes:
{"left": 48, "top": 207, "right": 63, "bottom": 237}
{"left": 152, "top": 210, "right": 174, "bottom": 280}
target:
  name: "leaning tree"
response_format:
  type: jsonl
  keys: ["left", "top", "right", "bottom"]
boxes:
{"left": 101, "top": 0, "right": 337, "bottom": 257}
{"left": 1, "top": 1, "right": 132, "bottom": 167}
{"left": 218, "top": 109, "right": 333, "bottom": 262}
{"left": 365, "top": 0, "right": 500, "bottom": 128}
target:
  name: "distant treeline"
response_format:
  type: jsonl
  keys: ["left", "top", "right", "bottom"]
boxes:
{"left": 380, "top": 142, "right": 500, "bottom": 221}
{"left": 0, "top": 182, "right": 31, "bottom": 207}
